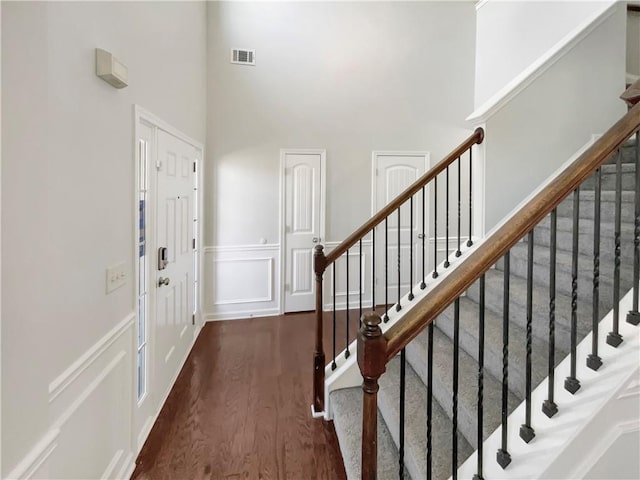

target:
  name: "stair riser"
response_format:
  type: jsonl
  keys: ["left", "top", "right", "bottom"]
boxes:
{"left": 581, "top": 169, "right": 635, "bottom": 190}
{"left": 556, "top": 196, "right": 635, "bottom": 223}
{"left": 465, "top": 279, "right": 593, "bottom": 349}
{"left": 530, "top": 223, "right": 635, "bottom": 263}
{"left": 434, "top": 307, "right": 566, "bottom": 398}
{"left": 497, "top": 251, "right": 635, "bottom": 313}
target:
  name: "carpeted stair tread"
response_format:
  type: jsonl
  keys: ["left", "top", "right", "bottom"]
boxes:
{"left": 331, "top": 387, "right": 404, "bottom": 480}
{"left": 378, "top": 356, "right": 471, "bottom": 480}
{"left": 405, "top": 325, "right": 520, "bottom": 449}
{"left": 466, "top": 269, "right": 599, "bottom": 349}
{"left": 531, "top": 216, "right": 635, "bottom": 262}
{"left": 503, "top": 240, "right": 635, "bottom": 313}
{"left": 555, "top": 190, "right": 635, "bottom": 223}
{"left": 433, "top": 296, "right": 560, "bottom": 398}
{"left": 582, "top": 163, "right": 635, "bottom": 190}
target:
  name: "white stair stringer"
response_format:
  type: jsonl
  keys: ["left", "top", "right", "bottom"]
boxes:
{"left": 455, "top": 287, "right": 640, "bottom": 480}
{"left": 322, "top": 239, "right": 478, "bottom": 420}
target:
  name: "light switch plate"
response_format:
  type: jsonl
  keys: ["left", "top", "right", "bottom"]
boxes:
{"left": 106, "top": 262, "right": 126, "bottom": 293}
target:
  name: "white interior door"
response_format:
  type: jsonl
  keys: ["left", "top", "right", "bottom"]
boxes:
{"left": 155, "top": 130, "right": 195, "bottom": 396}
{"left": 283, "top": 150, "right": 325, "bottom": 313}
{"left": 373, "top": 152, "right": 428, "bottom": 308}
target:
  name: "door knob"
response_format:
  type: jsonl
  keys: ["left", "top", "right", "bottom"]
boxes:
{"left": 417, "top": 233, "right": 425, "bottom": 239}
{"left": 158, "top": 277, "right": 170, "bottom": 287}
{"left": 312, "top": 237, "right": 320, "bottom": 243}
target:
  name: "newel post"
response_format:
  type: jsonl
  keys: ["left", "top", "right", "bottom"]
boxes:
{"left": 313, "top": 245, "right": 327, "bottom": 414}
{"left": 358, "top": 312, "right": 387, "bottom": 480}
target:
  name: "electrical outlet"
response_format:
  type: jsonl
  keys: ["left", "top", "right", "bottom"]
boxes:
{"left": 106, "top": 262, "right": 126, "bottom": 293}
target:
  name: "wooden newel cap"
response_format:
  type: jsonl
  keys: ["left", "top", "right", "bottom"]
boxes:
{"left": 361, "top": 312, "right": 382, "bottom": 336}
{"left": 313, "top": 245, "right": 326, "bottom": 275}
{"left": 357, "top": 312, "right": 387, "bottom": 380}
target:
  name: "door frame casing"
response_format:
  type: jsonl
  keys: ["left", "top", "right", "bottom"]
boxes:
{"left": 279, "top": 148, "right": 326, "bottom": 314}
{"left": 132, "top": 105, "right": 204, "bottom": 452}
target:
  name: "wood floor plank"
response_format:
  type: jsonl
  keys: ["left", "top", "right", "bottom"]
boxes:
{"left": 131, "top": 313, "right": 347, "bottom": 480}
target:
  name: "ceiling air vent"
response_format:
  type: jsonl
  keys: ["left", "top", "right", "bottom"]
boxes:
{"left": 231, "top": 48, "right": 255, "bottom": 66}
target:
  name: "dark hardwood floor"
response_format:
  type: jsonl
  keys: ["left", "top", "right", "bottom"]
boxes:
{"left": 131, "top": 312, "right": 348, "bottom": 480}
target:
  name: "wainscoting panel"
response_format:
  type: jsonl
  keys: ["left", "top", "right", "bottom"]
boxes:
{"left": 323, "top": 241, "right": 373, "bottom": 311}
{"left": 204, "top": 244, "right": 281, "bottom": 321}
{"left": 6, "top": 314, "right": 136, "bottom": 480}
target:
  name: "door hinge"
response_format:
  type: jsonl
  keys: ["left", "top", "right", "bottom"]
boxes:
{"left": 156, "top": 160, "right": 162, "bottom": 171}
{"left": 193, "top": 238, "right": 196, "bottom": 249}
{"left": 193, "top": 161, "right": 197, "bottom": 173}
{"left": 192, "top": 313, "right": 195, "bottom": 325}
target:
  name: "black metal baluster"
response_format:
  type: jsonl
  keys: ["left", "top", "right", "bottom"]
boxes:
{"left": 543, "top": 209, "right": 559, "bottom": 418}
{"left": 628, "top": 131, "right": 640, "bottom": 325}
{"left": 520, "top": 231, "right": 535, "bottom": 442}
{"left": 433, "top": 177, "right": 439, "bottom": 278}
{"left": 421, "top": 186, "right": 426, "bottom": 289}
{"left": 456, "top": 157, "right": 462, "bottom": 257}
{"left": 467, "top": 147, "right": 474, "bottom": 248}
{"left": 345, "top": 249, "right": 350, "bottom": 359}
{"left": 452, "top": 298, "right": 460, "bottom": 480}
{"left": 409, "top": 197, "right": 414, "bottom": 301}
{"left": 426, "top": 322, "right": 434, "bottom": 480}
{"left": 397, "top": 207, "right": 402, "bottom": 312}
{"left": 565, "top": 188, "right": 581, "bottom": 394}
{"left": 497, "top": 251, "right": 511, "bottom": 469}
{"left": 372, "top": 228, "right": 376, "bottom": 313}
{"left": 608, "top": 151, "right": 623, "bottom": 347}
{"left": 384, "top": 218, "right": 389, "bottom": 322}
{"left": 332, "top": 262, "right": 337, "bottom": 370}
{"left": 359, "top": 239, "right": 363, "bottom": 328}
{"left": 399, "top": 348, "right": 406, "bottom": 479}
{"left": 445, "top": 167, "right": 451, "bottom": 268}
{"left": 588, "top": 169, "right": 603, "bottom": 370}
{"left": 473, "top": 275, "right": 485, "bottom": 480}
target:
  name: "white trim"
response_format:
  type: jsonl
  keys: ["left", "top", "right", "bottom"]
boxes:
{"left": 466, "top": 1, "right": 617, "bottom": 124}
{"left": 279, "top": 148, "right": 327, "bottom": 314}
{"left": 115, "top": 452, "right": 136, "bottom": 480}
{"left": 100, "top": 449, "right": 123, "bottom": 480}
{"left": 48, "top": 313, "right": 135, "bottom": 402}
{"left": 204, "top": 244, "right": 280, "bottom": 254}
{"left": 134, "top": 106, "right": 203, "bottom": 152}
{"left": 571, "top": 419, "right": 640, "bottom": 479}
{"left": 475, "top": 0, "right": 489, "bottom": 11}
{"left": 53, "top": 351, "right": 127, "bottom": 429}
{"left": 205, "top": 308, "right": 281, "bottom": 322}
{"left": 627, "top": 72, "right": 640, "bottom": 85}
{"left": 5, "top": 429, "right": 60, "bottom": 480}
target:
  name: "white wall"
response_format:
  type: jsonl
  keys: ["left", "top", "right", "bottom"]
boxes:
{"left": 628, "top": 8, "right": 640, "bottom": 80}
{"left": 472, "top": 1, "right": 626, "bottom": 232}
{"left": 205, "top": 1, "right": 476, "bottom": 318}
{"left": 1, "top": 2, "right": 206, "bottom": 477}
{"left": 475, "top": 1, "right": 612, "bottom": 108}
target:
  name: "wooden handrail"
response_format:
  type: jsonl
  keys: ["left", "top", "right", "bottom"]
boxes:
{"left": 324, "top": 127, "right": 485, "bottom": 266}
{"left": 382, "top": 102, "right": 640, "bottom": 360}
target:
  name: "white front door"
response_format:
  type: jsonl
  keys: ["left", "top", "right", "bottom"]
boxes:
{"left": 373, "top": 152, "right": 428, "bottom": 308}
{"left": 283, "top": 150, "right": 325, "bottom": 313}
{"left": 155, "top": 130, "right": 195, "bottom": 396}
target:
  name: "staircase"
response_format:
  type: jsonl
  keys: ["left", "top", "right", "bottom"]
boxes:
{"left": 328, "top": 141, "right": 638, "bottom": 479}
{"left": 316, "top": 91, "right": 640, "bottom": 479}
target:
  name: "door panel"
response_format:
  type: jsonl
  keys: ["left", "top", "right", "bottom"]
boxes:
{"left": 284, "top": 151, "right": 324, "bottom": 313}
{"left": 156, "top": 130, "right": 195, "bottom": 395}
{"left": 373, "top": 153, "right": 428, "bottom": 307}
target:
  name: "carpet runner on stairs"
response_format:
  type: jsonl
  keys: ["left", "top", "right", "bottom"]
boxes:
{"left": 330, "top": 145, "right": 637, "bottom": 479}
